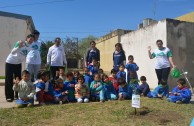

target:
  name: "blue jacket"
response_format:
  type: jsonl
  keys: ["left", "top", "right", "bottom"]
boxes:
{"left": 118, "top": 84, "right": 133, "bottom": 98}
{"left": 36, "top": 81, "right": 54, "bottom": 95}
{"left": 103, "top": 81, "right": 117, "bottom": 94}
{"left": 113, "top": 51, "right": 126, "bottom": 71}
{"left": 84, "top": 74, "right": 93, "bottom": 87}
{"left": 116, "top": 71, "right": 126, "bottom": 80}
{"left": 138, "top": 83, "right": 150, "bottom": 95}
{"left": 53, "top": 88, "right": 65, "bottom": 98}
{"left": 86, "top": 48, "right": 100, "bottom": 64}
{"left": 125, "top": 63, "right": 139, "bottom": 82}
{"left": 63, "top": 80, "right": 76, "bottom": 100}
{"left": 150, "top": 84, "right": 169, "bottom": 98}
{"left": 171, "top": 86, "right": 191, "bottom": 99}
{"left": 88, "top": 65, "right": 99, "bottom": 76}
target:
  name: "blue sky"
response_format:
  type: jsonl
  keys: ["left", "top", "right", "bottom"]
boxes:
{"left": 0, "top": 0, "right": 193, "bottom": 41}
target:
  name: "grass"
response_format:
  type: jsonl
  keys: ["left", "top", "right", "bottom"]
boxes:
{"left": 0, "top": 97, "right": 193, "bottom": 126}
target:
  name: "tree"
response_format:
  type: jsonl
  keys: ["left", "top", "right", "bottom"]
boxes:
{"left": 41, "top": 41, "right": 54, "bottom": 65}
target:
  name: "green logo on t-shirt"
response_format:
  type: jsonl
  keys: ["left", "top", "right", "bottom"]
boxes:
{"left": 157, "top": 52, "right": 165, "bottom": 56}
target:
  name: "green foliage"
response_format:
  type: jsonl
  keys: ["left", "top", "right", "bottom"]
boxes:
{"left": 0, "top": 76, "right": 5, "bottom": 79}
{"left": 41, "top": 41, "right": 54, "bottom": 65}
{"left": 78, "top": 35, "right": 97, "bottom": 58}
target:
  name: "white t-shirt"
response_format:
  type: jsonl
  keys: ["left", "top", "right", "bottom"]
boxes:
{"left": 47, "top": 45, "right": 67, "bottom": 66}
{"left": 6, "top": 41, "right": 31, "bottom": 64}
{"left": 152, "top": 47, "right": 172, "bottom": 69}
{"left": 26, "top": 40, "right": 42, "bottom": 64}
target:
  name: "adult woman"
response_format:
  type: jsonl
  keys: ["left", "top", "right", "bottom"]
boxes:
{"left": 5, "top": 34, "right": 35, "bottom": 102}
{"left": 148, "top": 39, "right": 175, "bottom": 84}
{"left": 113, "top": 43, "right": 126, "bottom": 71}
{"left": 85, "top": 41, "right": 100, "bottom": 67}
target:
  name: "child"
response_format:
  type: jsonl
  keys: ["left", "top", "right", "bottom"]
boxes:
{"left": 73, "top": 70, "right": 80, "bottom": 83}
{"left": 64, "top": 71, "right": 76, "bottom": 102}
{"left": 109, "top": 69, "right": 119, "bottom": 94}
{"left": 13, "top": 70, "right": 35, "bottom": 108}
{"left": 58, "top": 68, "right": 66, "bottom": 81}
{"left": 118, "top": 77, "right": 133, "bottom": 100}
{"left": 36, "top": 71, "right": 54, "bottom": 105}
{"left": 147, "top": 79, "right": 169, "bottom": 98}
{"left": 116, "top": 65, "right": 126, "bottom": 80}
{"left": 98, "top": 68, "right": 104, "bottom": 79}
{"left": 168, "top": 78, "right": 192, "bottom": 104}
{"left": 129, "top": 72, "right": 139, "bottom": 94}
{"left": 53, "top": 78, "right": 68, "bottom": 104}
{"left": 125, "top": 55, "right": 139, "bottom": 83}
{"left": 102, "top": 74, "right": 117, "bottom": 100}
{"left": 138, "top": 76, "right": 150, "bottom": 96}
{"left": 88, "top": 58, "right": 99, "bottom": 77}
{"left": 90, "top": 74, "right": 105, "bottom": 102}
{"left": 75, "top": 75, "right": 90, "bottom": 103}
{"left": 83, "top": 67, "right": 93, "bottom": 88}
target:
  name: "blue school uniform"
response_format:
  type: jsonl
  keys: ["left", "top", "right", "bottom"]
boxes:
{"left": 113, "top": 51, "right": 126, "bottom": 71}
{"left": 84, "top": 74, "right": 93, "bottom": 87}
{"left": 147, "top": 84, "right": 169, "bottom": 98}
{"left": 118, "top": 84, "right": 133, "bottom": 99}
{"left": 90, "top": 80, "right": 105, "bottom": 101}
{"left": 64, "top": 80, "right": 76, "bottom": 101}
{"left": 36, "top": 81, "right": 54, "bottom": 96}
{"left": 168, "top": 86, "right": 192, "bottom": 103}
{"left": 103, "top": 81, "right": 117, "bottom": 100}
{"left": 138, "top": 83, "right": 150, "bottom": 96}
{"left": 125, "top": 63, "right": 139, "bottom": 82}
{"left": 116, "top": 71, "right": 126, "bottom": 80}
{"left": 53, "top": 88, "right": 66, "bottom": 99}
{"left": 88, "top": 65, "right": 99, "bottom": 76}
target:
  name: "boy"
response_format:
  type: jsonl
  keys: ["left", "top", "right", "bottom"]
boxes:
{"left": 109, "top": 69, "right": 119, "bottom": 93}
{"left": 83, "top": 67, "right": 93, "bottom": 87}
{"left": 138, "top": 76, "right": 150, "bottom": 96}
{"left": 147, "top": 79, "right": 169, "bottom": 98}
{"left": 64, "top": 72, "right": 76, "bottom": 102}
{"left": 116, "top": 65, "right": 126, "bottom": 80}
{"left": 118, "top": 77, "right": 133, "bottom": 100}
{"left": 88, "top": 58, "right": 99, "bottom": 77}
{"left": 13, "top": 70, "right": 35, "bottom": 108}
{"left": 168, "top": 78, "right": 192, "bottom": 104}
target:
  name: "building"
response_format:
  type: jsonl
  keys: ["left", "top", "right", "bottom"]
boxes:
{"left": 176, "top": 12, "right": 194, "bottom": 23}
{"left": 95, "top": 29, "right": 131, "bottom": 73}
{"left": 0, "top": 11, "right": 35, "bottom": 76}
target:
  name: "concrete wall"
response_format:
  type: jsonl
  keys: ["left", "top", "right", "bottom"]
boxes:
{"left": 96, "top": 29, "right": 130, "bottom": 73}
{"left": 0, "top": 16, "right": 33, "bottom": 76}
{"left": 167, "top": 19, "right": 194, "bottom": 88}
{"left": 121, "top": 20, "right": 167, "bottom": 89}
{"left": 175, "top": 12, "right": 194, "bottom": 23}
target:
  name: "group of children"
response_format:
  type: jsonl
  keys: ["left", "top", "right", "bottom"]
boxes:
{"left": 13, "top": 55, "right": 192, "bottom": 108}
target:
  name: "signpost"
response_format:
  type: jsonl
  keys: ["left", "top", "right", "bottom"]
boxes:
{"left": 132, "top": 94, "right": 140, "bottom": 115}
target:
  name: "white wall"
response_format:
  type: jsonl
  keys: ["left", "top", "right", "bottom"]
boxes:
{"left": 121, "top": 20, "right": 167, "bottom": 89}
{"left": 0, "top": 16, "right": 30, "bottom": 76}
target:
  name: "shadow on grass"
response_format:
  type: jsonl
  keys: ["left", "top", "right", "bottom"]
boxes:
{"left": 190, "top": 101, "right": 194, "bottom": 104}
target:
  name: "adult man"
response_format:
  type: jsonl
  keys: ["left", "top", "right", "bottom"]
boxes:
{"left": 46, "top": 37, "right": 67, "bottom": 80}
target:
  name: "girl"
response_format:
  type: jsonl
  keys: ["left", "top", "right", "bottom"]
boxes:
{"left": 75, "top": 75, "right": 90, "bottom": 103}
{"left": 90, "top": 74, "right": 105, "bottom": 102}
{"left": 102, "top": 74, "right": 117, "bottom": 100}
{"left": 118, "top": 78, "right": 132, "bottom": 100}
{"left": 125, "top": 55, "right": 139, "bottom": 83}
{"left": 109, "top": 69, "right": 119, "bottom": 94}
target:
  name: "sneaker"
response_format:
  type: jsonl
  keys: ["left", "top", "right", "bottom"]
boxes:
{"left": 176, "top": 101, "right": 183, "bottom": 104}
{"left": 59, "top": 101, "right": 63, "bottom": 105}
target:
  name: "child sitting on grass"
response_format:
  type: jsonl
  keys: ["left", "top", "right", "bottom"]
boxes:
{"left": 102, "top": 74, "right": 117, "bottom": 100}
{"left": 138, "top": 76, "right": 150, "bottom": 96}
{"left": 58, "top": 67, "right": 66, "bottom": 81}
{"left": 75, "top": 75, "right": 90, "bottom": 103}
{"left": 90, "top": 74, "right": 105, "bottom": 102}
{"left": 88, "top": 58, "right": 99, "bottom": 77}
{"left": 168, "top": 78, "right": 192, "bottom": 104}
{"left": 118, "top": 77, "right": 132, "bottom": 100}
{"left": 36, "top": 71, "right": 54, "bottom": 105}
{"left": 64, "top": 72, "right": 76, "bottom": 102}
{"left": 109, "top": 69, "right": 119, "bottom": 94}
{"left": 53, "top": 78, "right": 68, "bottom": 104}
{"left": 13, "top": 70, "right": 35, "bottom": 108}
{"left": 147, "top": 79, "right": 169, "bottom": 98}
{"left": 83, "top": 67, "right": 93, "bottom": 87}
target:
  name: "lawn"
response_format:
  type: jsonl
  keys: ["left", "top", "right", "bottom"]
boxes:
{"left": 0, "top": 97, "right": 193, "bottom": 126}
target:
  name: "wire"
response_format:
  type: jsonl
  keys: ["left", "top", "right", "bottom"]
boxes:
{"left": 0, "top": 0, "right": 74, "bottom": 8}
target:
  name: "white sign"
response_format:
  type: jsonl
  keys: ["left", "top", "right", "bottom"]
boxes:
{"left": 132, "top": 94, "right": 140, "bottom": 108}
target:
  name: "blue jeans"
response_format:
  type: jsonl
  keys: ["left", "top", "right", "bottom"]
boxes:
{"left": 26, "top": 63, "right": 41, "bottom": 81}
